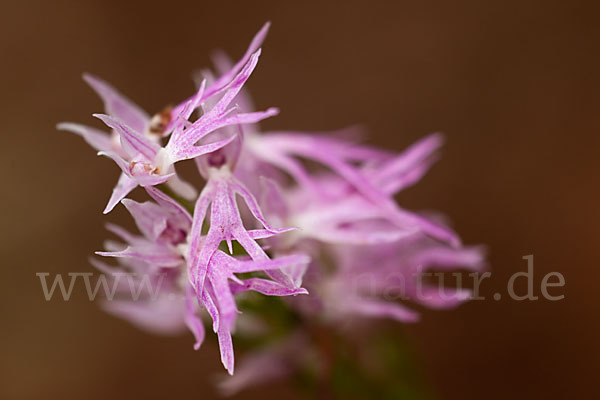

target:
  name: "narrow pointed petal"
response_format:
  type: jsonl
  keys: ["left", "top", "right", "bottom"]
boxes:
{"left": 218, "top": 108, "right": 279, "bottom": 129}
{"left": 179, "top": 79, "right": 207, "bottom": 122}
{"left": 57, "top": 122, "right": 113, "bottom": 153}
{"left": 262, "top": 128, "right": 385, "bottom": 161}
{"left": 174, "top": 134, "right": 237, "bottom": 162}
{"left": 283, "top": 261, "right": 308, "bottom": 288}
{"left": 375, "top": 133, "right": 444, "bottom": 181}
{"left": 259, "top": 177, "right": 289, "bottom": 219}
{"left": 390, "top": 208, "right": 461, "bottom": 247}
{"left": 165, "top": 80, "right": 207, "bottom": 137}
{"left": 192, "top": 230, "right": 222, "bottom": 292}
{"left": 377, "top": 155, "right": 439, "bottom": 194}
{"left": 188, "top": 184, "right": 216, "bottom": 287}
{"left": 94, "top": 113, "right": 159, "bottom": 160}
{"left": 184, "top": 286, "right": 205, "bottom": 350}
{"left": 83, "top": 73, "right": 150, "bottom": 133}
{"left": 134, "top": 172, "right": 174, "bottom": 188}
{"left": 370, "top": 133, "right": 444, "bottom": 194}
{"left": 247, "top": 228, "right": 295, "bottom": 240}
{"left": 234, "top": 229, "right": 296, "bottom": 288}
{"left": 217, "top": 323, "right": 235, "bottom": 375}
{"left": 211, "top": 51, "right": 257, "bottom": 115}
{"left": 207, "top": 263, "right": 238, "bottom": 328}
{"left": 251, "top": 151, "right": 322, "bottom": 194}
{"left": 121, "top": 199, "right": 168, "bottom": 241}
{"left": 170, "top": 55, "right": 257, "bottom": 150}
{"left": 413, "top": 287, "right": 472, "bottom": 309}
{"left": 232, "top": 254, "right": 310, "bottom": 274}
{"left": 231, "top": 177, "right": 289, "bottom": 233}
{"left": 230, "top": 278, "right": 308, "bottom": 297}
{"left": 309, "top": 226, "right": 418, "bottom": 245}
{"left": 105, "top": 223, "right": 145, "bottom": 245}
{"left": 203, "top": 283, "right": 220, "bottom": 332}
{"left": 96, "top": 244, "right": 182, "bottom": 267}
{"left": 231, "top": 227, "right": 268, "bottom": 261}
{"left": 168, "top": 106, "right": 278, "bottom": 162}
{"left": 103, "top": 173, "right": 137, "bottom": 214}
{"left": 145, "top": 186, "right": 193, "bottom": 226}
{"left": 168, "top": 22, "right": 270, "bottom": 128}
{"left": 414, "top": 246, "right": 486, "bottom": 272}
{"left": 98, "top": 151, "right": 132, "bottom": 177}
{"left": 350, "top": 298, "right": 420, "bottom": 323}
{"left": 205, "top": 22, "right": 270, "bottom": 99}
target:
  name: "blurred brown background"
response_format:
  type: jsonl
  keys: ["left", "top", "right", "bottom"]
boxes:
{"left": 1, "top": 0, "right": 598, "bottom": 399}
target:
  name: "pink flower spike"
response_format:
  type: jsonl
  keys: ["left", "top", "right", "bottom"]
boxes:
{"left": 59, "top": 23, "right": 489, "bottom": 383}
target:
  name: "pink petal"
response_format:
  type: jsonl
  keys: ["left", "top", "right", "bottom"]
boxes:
{"left": 413, "top": 287, "right": 473, "bottom": 309}
{"left": 105, "top": 223, "right": 145, "bottom": 245}
{"left": 246, "top": 228, "right": 295, "bottom": 240}
{"left": 188, "top": 184, "right": 217, "bottom": 288}
{"left": 217, "top": 322, "right": 235, "bottom": 375}
{"left": 103, "top": 172, "right": 137, "bottom": 214}
{"left": 96, "top": 244, "right": 182, "bottom": 267}
{"left": 232, "top": 254, "right": 310, "bottom": 274}
{"left": 57, "top": 122, "right": 113, "bottom": 153}
{"left": 94, "top": 113, "right": 159, "bottom": 161}
{"left": 174, "top": 134, "right": 237, "bottom": 161}
{"left": 184, "top": 286, "right": 205, "bottom": 350}
{"left": 168, "top": 22, "right": 270, "bottom": 129}
{"left": 121, "top": 199, "right": 168, "bottom": 241}
{"left": 350, "top": 298, "right": 420, "bottom": 323}
{"left": 83, "top": 73, "right": 149, "bottom": 133}
{"left": 206, "top": 22, "right": 270, "bottom": 100}
{"left": 145, "top": 186, "right": 193, "bottom": 226}
{"left": 231, "top": 176, "right": 289, "bottom": 233}
{"left": 230, "top": 278, "right": 308, "bottom": 297}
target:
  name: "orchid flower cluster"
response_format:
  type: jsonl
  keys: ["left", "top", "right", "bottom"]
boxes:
{"left": 60, "top": 23, "right": 484, "bottom": 391}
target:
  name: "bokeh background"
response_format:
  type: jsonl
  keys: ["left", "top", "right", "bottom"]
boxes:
{"left": 1, "top": 0, "right": 598, "bottom": 399}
